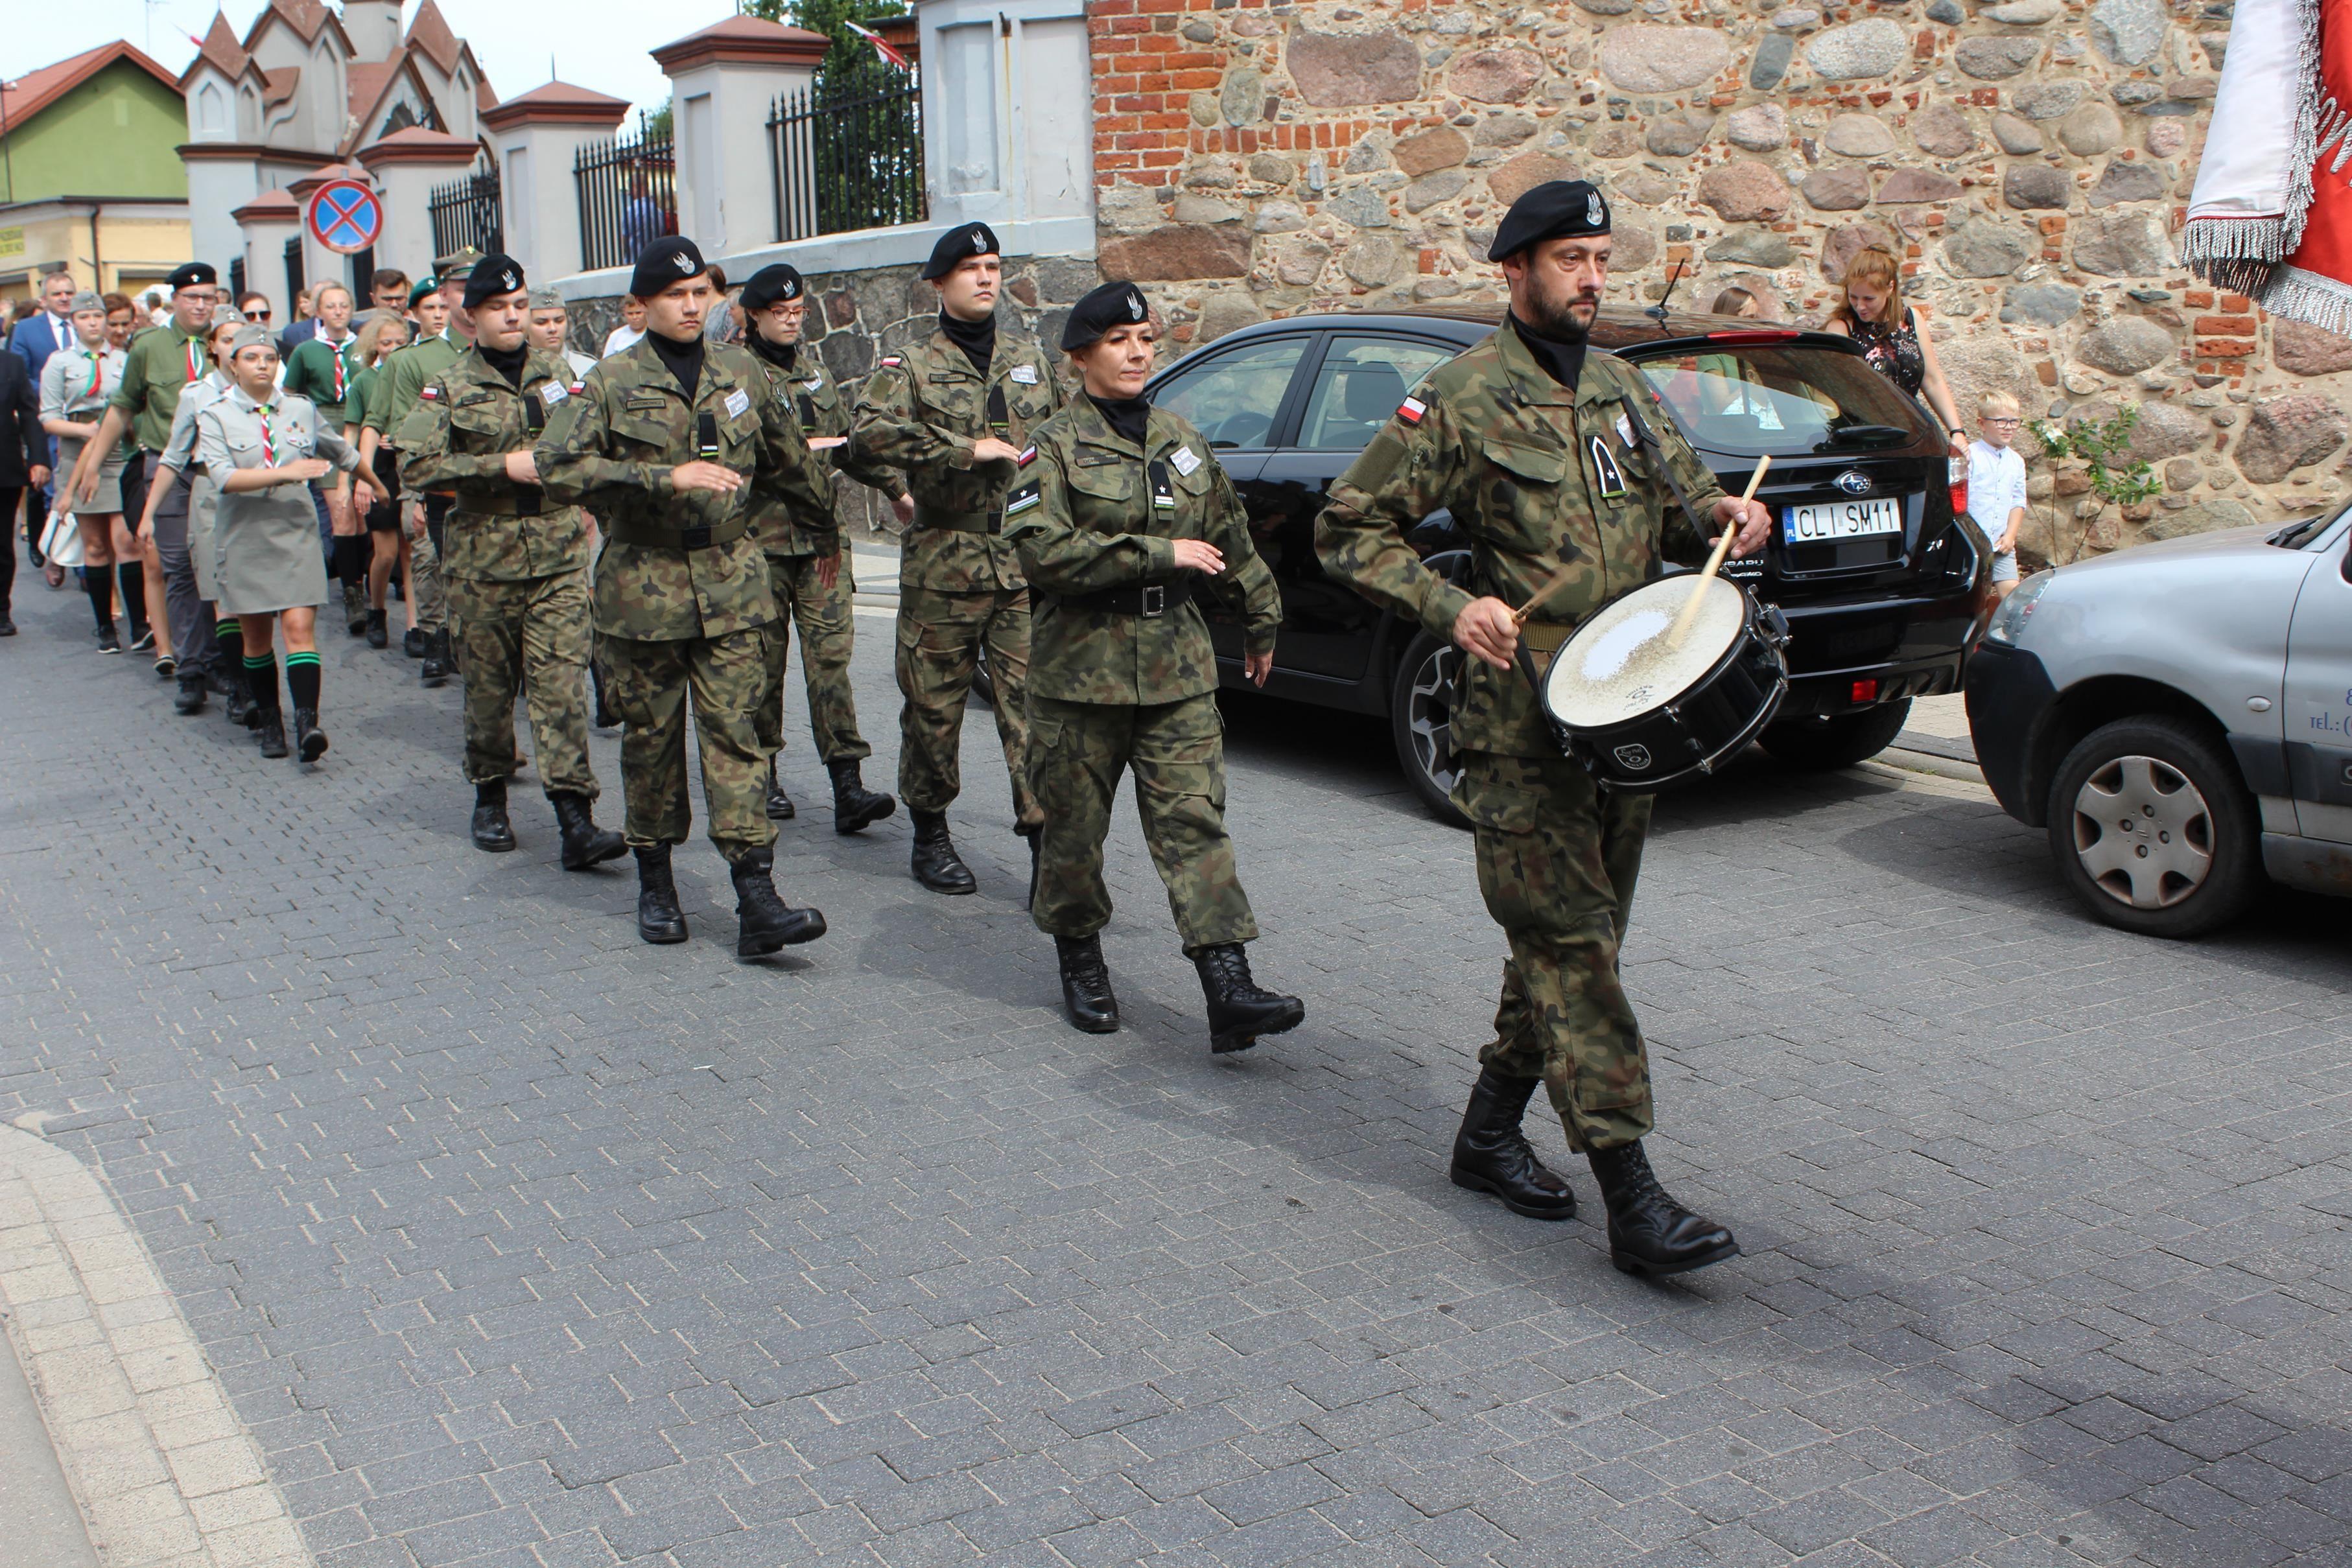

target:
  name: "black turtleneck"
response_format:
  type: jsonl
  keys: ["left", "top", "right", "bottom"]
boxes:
{"left": 1509, "top": 312, "right": 1588, "bottom": 393}
{"left": 646, "top": 328, "right": 705, "bottom": 401}
{"left": 478, "top": 341, "right": 528, "bottom": 389}
{"left": 1088, "top": 392, "right": 1151, "bottom": 449}
{"left": 938, "top": 309, "right": 995, "bottom": 375}
{"left": 747, "top": 333, "right": 799, "bottom": 375}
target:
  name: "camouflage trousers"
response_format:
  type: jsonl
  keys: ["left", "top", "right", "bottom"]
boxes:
{"left": 895, "top": 584, "right": 1041, "bottom": 827}
{"left": 1457, "top": 749, "right": 1655, "bottom": 1153}
{"left": 1028, "top": 693, "right": 1257, "bottom": 952}
{"left": 446, "top": 568, "right": 596, "bottom": 797}
{"left": 601, "top": 627, "right": 776, "bottom": 854}
{"left": 402, "top": 491, "right": 449, "bottom": 633}
{"left": 756, "top": 551, "right": 869, "bottom": 764}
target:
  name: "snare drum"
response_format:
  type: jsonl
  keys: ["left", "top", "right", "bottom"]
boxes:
{"left": 1536, "top": 573, "right": 1790, "bottom": 791}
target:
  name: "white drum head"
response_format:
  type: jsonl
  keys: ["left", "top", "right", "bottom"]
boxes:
{"left": 1542, "top": 575, "right": 1745, "bottom": 729}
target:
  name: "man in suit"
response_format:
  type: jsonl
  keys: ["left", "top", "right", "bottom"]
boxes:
{"left": 7, "top": 270, "right": 77, "bottom": 564}
{"left": 0, "top": 342, "right": 53, "bottom": 636}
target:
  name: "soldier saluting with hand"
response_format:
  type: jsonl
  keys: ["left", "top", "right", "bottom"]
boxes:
{"left": 1315, "top": 181, "right": 1771, "bottom": 1278}
{"left": 397, "top": 253, "right": 627, "bottom": 872}
{"left": 537, "top": 237, "right": 836, "bottom": 957}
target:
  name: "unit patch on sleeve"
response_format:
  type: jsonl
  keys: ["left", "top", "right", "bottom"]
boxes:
{"left": 1005, "top": 480, "right": 1042, "bottom": 515}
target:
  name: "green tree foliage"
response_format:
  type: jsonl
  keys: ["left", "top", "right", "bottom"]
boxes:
{"left": 738, "top": 0, "right": 912, "bottom": 85}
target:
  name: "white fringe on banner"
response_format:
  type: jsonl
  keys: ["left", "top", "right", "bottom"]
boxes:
{"left": 2259, "top": 263, "right": 2352, "bottom": 333}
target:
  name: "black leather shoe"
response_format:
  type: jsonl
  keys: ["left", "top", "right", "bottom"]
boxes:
{"left": 255, "top": 708, "right": 290, "bottom": 758}
{"left": 471, "top": 779, "right": 517, "bottom": 852}
{"left": 403, "top": 624, "right": 425, "bottom": 658}
{"left": 1054, "top": 935, "right": 1119, "bottom": 1033}
{"left": 0, "top": 614, "right": 16, "bottom": 636}
{"left": 551, "top": 791, "right": 626, "bottom": 870}
{"left": 1450, "top": 1066, "right": 1577, "bottom": 1221}
{"left": 635, "top": 844, "right": 688, "bottom": 944}
{"left": 226, "top": 683, "right": 253, "bottom": 727}
{"left": 1193, "top": 943, "right": 1304, "bottom": 1055}
{"left": 293, "top": 707, "right": 329, "bottom": 763}
{"left": 828, "top": 758, "right": 894, "bottom": 834}
{"left": 764, "top": 759, "right": 795, "bottom": 821}
{"left": 728, "top": 846, "right": 826, "bottom": 956}
{"left": 174, "top": 674, "right": 206, "bottom": 714}
{"left": 1587, "top": 1141, "right": 1740, "bottom": 1278}
{"left": 419, "top": 628, "right": 450, "bottom": 688}
{"left": 910, "top": 809, "right": 976, "bottom": 895}
{"left": 365, "top": 609, "right": 388, "bottom": 649}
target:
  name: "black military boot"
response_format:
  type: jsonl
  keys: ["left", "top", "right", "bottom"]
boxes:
{"left": 254, "top": 707, "right": 290, "bottom": 759}
{"left": 551, "top": 792, "right": 626, "bottom": 870}
{"left": 828, "top": 758, "right": 895, "bottom": 834}
{"left": 1054, "top": 935, "right": 1119, "bottom": 1033}
{"left": 365, "top": 607, "right": 389, "bottom": 649}
{"left": 1192, "top": 943, "right": 1305, "bottom": 1055}
{"left": 1450, "top": 1066, "right": 1577, "bottom": 1220}
{"left": 1587, "top": 1141, "right": 1740, "bottom": 1278}
{"left": 764, "top": 759, "right": 795, "bottom": 821}
{"left": 292, "top": 707, "right": 329, "bottom": 764}
{"left": 910, "top": 809, "right": 976, "bottom": 895}
{"left": 419, "top": 628, "right": 451, "bottom": 688}
{"left": 226, "top": 681, "right": 252, "bottom": 727}
{"left": 728, "top": 846, "right": 826, "bottom": 956}
{"left": 471, "top": 779, "right": 517, "bottom": 852}
{"left": 634, "top": 844, "right": 688, "bottom": 944}
{"left": 174, "top": 673, "right": 207, "bottom": 715}
{"left": 344, "top": 581, "right": 367, "bottom": 636}
{"left": 403, "top": 624, "right": 425, "bottom": 657}
{"left": 1017, "top": 821, "right": 1042, "bottom": 911}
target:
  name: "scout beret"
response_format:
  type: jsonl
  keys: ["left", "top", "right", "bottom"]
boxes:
{"left": 527, "top": 289, "right": 565, "bottom": 310}
{"left": 69, "top": 290, "right": 105, "bottom": 315}
{"left": 1061, "top": 281, "right": 1152, "bottom": 351}
{"left": 629, "top": 236, "right": 707, "bottom": 299}
{"left": 227, "top": 324, "right": 276, "bottom": 357}
{"left": 432, "top": 248, "right": 483, "bottom": 283}
{"left": 407, "top": 275, "right": 440, "bottom": 309}
{"left": 166, "top": 262, "right": 218, "bottom": 292}
{"left": 1488, "top": 180, "right": 1612, "bottom": 263}
{"left": 462, "top": 253, "right": 527, "bottom": 309}
{"left": 921, "top": 222, "right": 1000, "bottom": 281}
{"left": 740, "top": 264, "right": 805, "bottom": 312}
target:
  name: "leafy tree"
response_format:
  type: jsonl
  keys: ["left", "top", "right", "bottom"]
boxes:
{"left": 738, "top": 0, "right": 912, "bottom": 86}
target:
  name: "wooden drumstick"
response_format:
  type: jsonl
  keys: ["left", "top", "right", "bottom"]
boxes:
{"left": 1667, "top": 454, "right": 1771, "bottom": 648}
{"left": 1512, "top": 561, "right": 1583, "bottom": 627}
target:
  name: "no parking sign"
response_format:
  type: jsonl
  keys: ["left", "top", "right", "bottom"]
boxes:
{"left": 306, "top": 179, "right": 382, "bottom": 255}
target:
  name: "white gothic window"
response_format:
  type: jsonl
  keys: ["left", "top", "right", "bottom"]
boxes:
{"left": 197, "top": 81, "right": 226, "bottom": 136}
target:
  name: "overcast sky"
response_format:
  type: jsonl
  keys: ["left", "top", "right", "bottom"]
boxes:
{"left": 10, "top": 0, "right": 726, "bottom": 122}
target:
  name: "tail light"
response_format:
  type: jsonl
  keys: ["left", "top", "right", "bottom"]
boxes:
{"left": 1947, "top": 452, "right": 1969, "bottom": 520}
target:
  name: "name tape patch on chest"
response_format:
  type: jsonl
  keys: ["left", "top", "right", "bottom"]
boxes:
{"left": 1396, "top": 395, "right": 1427, "bottom": 425}
{"left": 1009, "top": 364, "right": 1039, "bottom": 385}
{"left": 542, "top": 381, "right": 569, "bottom": 406}
{"left": 1615, "top": 412, "right": 1634, "bottom": 448}
{"left": 723, "top": 388, "right": 751, "bottom": 420}
{"left": 1168, "top": 445, "right": 1201, "bottom": 478}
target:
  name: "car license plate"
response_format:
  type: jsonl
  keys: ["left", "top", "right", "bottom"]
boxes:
{"left": 1785, "top": 497, "right": 1902, "bottom": 542}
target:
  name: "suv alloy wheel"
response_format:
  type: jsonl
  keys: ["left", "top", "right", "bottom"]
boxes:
{"left": 1391, "top": 630, "right": 1470, "bottom": 826}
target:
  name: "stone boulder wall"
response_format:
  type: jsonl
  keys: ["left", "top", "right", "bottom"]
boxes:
{"left": 1090, "top": 0, "right": 2341, "bottom": 556}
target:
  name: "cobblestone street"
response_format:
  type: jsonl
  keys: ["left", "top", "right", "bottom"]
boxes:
{"left": 0, "top": 579, "right": 2346, "bottom": 1568}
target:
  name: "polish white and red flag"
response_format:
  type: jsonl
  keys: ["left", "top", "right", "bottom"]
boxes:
{"left": 845, "top": 20, "right": 912, "bottom": 73}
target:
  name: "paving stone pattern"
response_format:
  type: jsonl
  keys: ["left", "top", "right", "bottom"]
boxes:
{"left": 1, "top": 584, "right": 2347, "bottom": 1568}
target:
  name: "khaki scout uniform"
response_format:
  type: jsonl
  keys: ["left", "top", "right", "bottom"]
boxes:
{"left": 112, "top": 320, "right": 217, "bottom": 681}
{"left": 397, "top": 347, "right": 600, "bottom": 798}
{"left": 535, "top": 335, "right": 834, "bottom": 854}
{"left": 368, "top": 329, "right": 464, "bottom": 636}
{"left": 849, "top": 325, "right": 1062, "bottom": 827}
{"left": 1315, "top": 322, "right": 1728, "bottom": 1154}
{"left": 745, "top": 349, "right": 902, "bottom": 767}
{"left": 1006, "top": 399, "right": 1282, "bottom": 950}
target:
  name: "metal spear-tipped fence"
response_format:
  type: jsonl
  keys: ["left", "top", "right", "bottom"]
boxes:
{"left": 768, "top": 69, "right": 926, "bottom": 243}
{"left": 427, "top": 159, "right": 504, "bottom": 259}
{"left": 574, "top": 119, "right": 676, "bottom": 272}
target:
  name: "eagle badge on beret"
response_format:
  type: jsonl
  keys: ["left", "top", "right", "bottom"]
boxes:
{"left": 501, "top": 269, "right": 517, "bottom": 290}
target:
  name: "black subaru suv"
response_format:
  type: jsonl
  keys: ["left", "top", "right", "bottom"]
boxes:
{"left": 1147, "top": 305, "right": 1991, "bottom": 819}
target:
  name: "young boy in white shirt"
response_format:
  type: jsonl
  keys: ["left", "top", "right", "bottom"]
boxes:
{"left": 1967, "top": 391, "right": 2029, "bottom": 601}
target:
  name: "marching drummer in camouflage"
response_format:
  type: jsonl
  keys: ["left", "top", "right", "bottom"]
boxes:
{"left": 1315, "top": 181, "right": 1771, "bottom": 1278}
{"left": 397, "top": 253, "right": 628, "bottom": 874}
{"left": 537, "top": 237, "right": 836, "bottom": 957}
{"left": 1005, "top": 281, "right": 1304, "bottom": 1055}
{"left": 738, "top": 263, "right": 899, "bottom": 835}
{"left": 850, "top": 222, "right": 1058, "bottom": 896}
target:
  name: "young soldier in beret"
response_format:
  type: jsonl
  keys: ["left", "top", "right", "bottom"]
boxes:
{"left": 850, "top": 222, "right": 1059, "bottom": 895}
{"left": 536, "top": 237, "right": 836, "bottom": 956}
{"left": 398, "top": 254, "right": 627, "bottom": 871}
{"left": 1004, "top": 281, "right": 1302, "bottom": 1053}
{"left": 1316, "top": 181, "right": 1772, "bottom": 1278}
{"left": 739, "top": 263, "right": 900, "bottom": 833}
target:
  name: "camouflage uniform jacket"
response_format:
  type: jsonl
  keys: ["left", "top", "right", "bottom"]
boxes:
{"left": 366, "top": 331, "right": 464, "bottom": 445}
{"left": 849, "top": 325, "right": 1063, "bottom": 593}
{"left": 1315, "top": 321, "right": 1728, "bottom": 760}
{"left": 535, "top": 334, "right": 834, "bottom": 642}
{"left": 1006, "top": 397, "right": 1282, "bottom": 707}
{"left": 745, "top": 347, "right": 904, "bottom": 559}
{"left": 395, "top": 345, "right": 591, "bottom": 581}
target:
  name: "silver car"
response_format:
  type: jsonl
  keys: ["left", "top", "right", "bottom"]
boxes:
{"left": 1964, "top": 508, "right": 2352, "bottom": 937}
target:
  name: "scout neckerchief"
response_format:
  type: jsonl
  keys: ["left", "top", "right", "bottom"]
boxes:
{"left": 182, "top": 327, "right": 207, "bottom": 383}
{"left": 78, "top": 345, "right": 102, "bottom": 403}
{"left": 322, "top": 331, "right": 354, "bottom": 402}
{"left": 256, "top": 399, "right": 278, "bottom": 467}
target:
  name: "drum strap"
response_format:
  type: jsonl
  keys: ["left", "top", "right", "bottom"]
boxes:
{"left": 1617, "top": 392, "right": 1711, "bottom": 542}
{"left": 1520, "top": 621, "right": 1572, "bottom": 655}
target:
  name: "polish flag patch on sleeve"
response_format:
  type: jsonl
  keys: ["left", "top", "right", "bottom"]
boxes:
{"left": 1396, "top": 395, "right": 1427, "bottom": 425}
{"left": 880, "top": 355, "right": 903, "bottom": 368}
{"left": 1015, "top": 445, "right": 1037, "bottom": 467}
{"left": 420, "top": 385, "right": 440, "bottom": 401}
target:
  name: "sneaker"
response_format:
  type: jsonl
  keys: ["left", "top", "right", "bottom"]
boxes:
{"left": 96, "top": 623, "right": 121, "bottom": 655}
{"left": 0, "top": 614, "right": 16, "bottom": 637}
{"left": 154, "top": 653, "right": 177, "bottom": 678}
{"left": 130, "top": 626, "right": 155, "bottom": 652}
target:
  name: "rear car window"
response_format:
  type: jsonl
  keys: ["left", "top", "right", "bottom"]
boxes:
{"left": 1634, "top": 344, "right": 1931, "bottom": 456}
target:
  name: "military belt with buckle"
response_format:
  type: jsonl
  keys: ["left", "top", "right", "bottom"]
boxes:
{"left": 609, "top": 515, "right": 750, "bottom": 550}
{"left": 914, "top": 504, "right": 1004, "bottom": 535}
{"left": 1057, "top": 578, "right": 1194, "bottom": 617}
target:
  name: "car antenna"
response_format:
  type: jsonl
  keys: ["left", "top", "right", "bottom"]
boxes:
{"left": 1647, "top": 260, "right": 1686, "bottom": 325}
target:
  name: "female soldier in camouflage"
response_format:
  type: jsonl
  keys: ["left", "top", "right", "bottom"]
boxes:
{"left": 1004, "top": 281, "right": 1304, "bottom": 1055}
